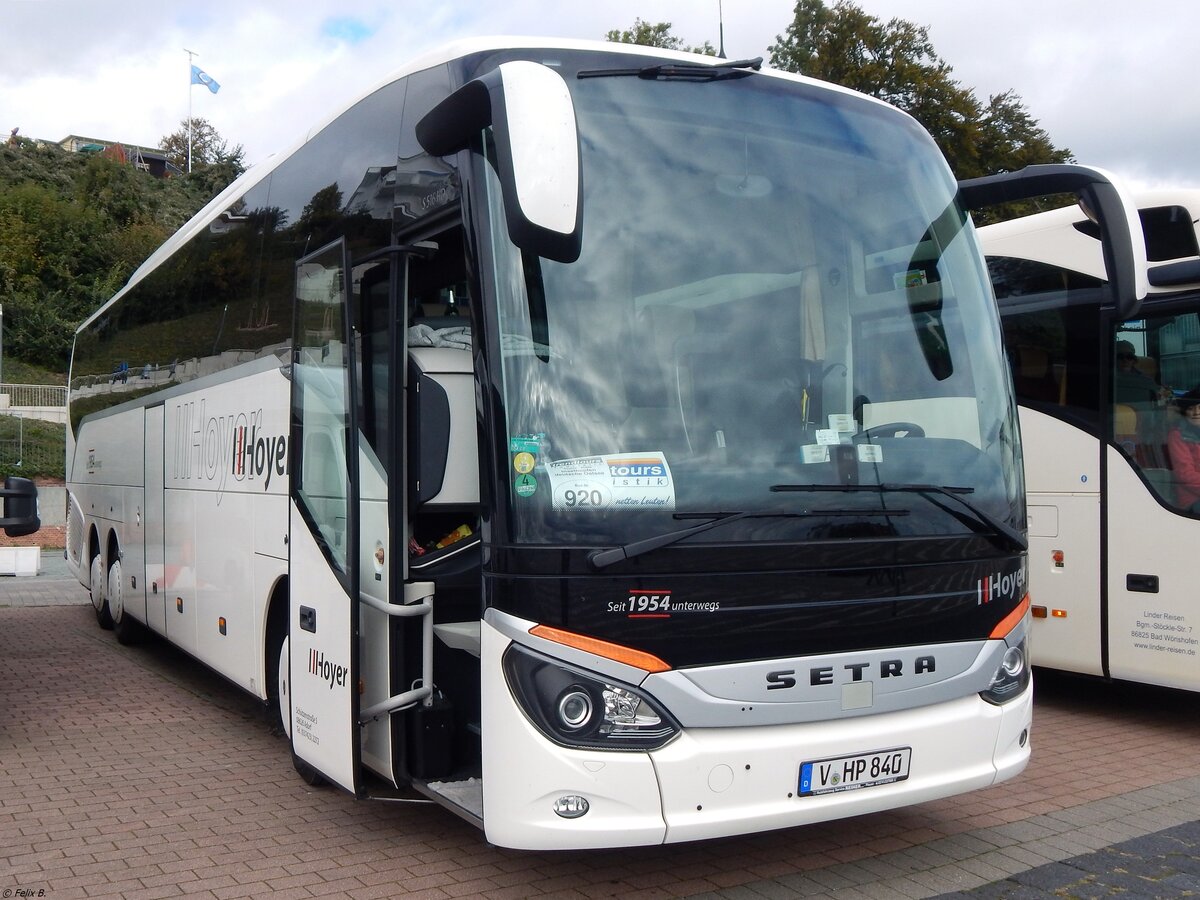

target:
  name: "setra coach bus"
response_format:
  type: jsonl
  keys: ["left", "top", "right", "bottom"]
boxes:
{"left": 61, "top": 37, "right": 1137, "bottom": 850}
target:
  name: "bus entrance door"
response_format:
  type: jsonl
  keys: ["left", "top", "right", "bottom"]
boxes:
{"left": 288, "top": 239, "right": 363, "bottom": 795}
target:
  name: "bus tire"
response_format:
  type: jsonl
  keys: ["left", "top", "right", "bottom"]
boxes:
{"left": 275, "top": 635, "right": 292, "bottom": 739}
{"left": 292, "top": 751, "right": 326, "bottom": 787}
{"left": 275, "top": 634, "right": 324, "bottom": 787}
{"left": 109, "top": 558, "right": 144, "bottom": 646}
{"left": 90, "top": 553, "right": 113, "bottom": 630}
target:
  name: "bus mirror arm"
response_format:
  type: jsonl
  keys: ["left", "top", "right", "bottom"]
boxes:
{"left": 0, "top": 475, "right": 39, "bottom": 538}
{"left": 958, "top": 164, "right": 1148, "bottom": 319}
{"left": 416, "top": 61, "right": 583, "bottom": 264}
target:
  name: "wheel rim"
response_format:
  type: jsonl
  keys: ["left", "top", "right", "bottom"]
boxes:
{"left": 108, "top": 559, "right": 124, "bottom": 623}
{"left": 278, "top": 636, "right": 291, "bottom": 739}
{"left": 90, "top": 555, "right": 104, "bottom": 613}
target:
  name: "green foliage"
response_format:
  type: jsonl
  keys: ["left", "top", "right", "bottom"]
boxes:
{"left": 768, "top": 0, "right": 1070, "bottom": 179}
{"left": 0, "top": 136, "right": 243, "bottom": 375}
{"left": 159, "top": 117, "right": 247, "bottom": 177}
{"left": 0, "top": 415, "right": 65, "bottom": 480}
{"left": 606, "top": 18, "right": 718, "bottom": 56}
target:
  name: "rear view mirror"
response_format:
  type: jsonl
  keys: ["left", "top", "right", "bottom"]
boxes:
{"left": 958, "top": 164, "right": 1148, "bottom": 320}
{"left": 0, "top": 475, "right": 40, "bottom": 537}
{"left": 416, "top": 61, "right": 583, "bottom": 263}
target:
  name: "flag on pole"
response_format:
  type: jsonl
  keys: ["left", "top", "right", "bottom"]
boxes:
{"left": 190, "top": 64, "right": 220, "bottom": 94}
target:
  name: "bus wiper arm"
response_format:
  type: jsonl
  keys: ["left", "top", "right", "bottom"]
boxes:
{"left": 896, "top": 484, "right": 1028, "bottom": 553}
{"left": 771, "top": 482, "right": 1027, "bottom": 552}
{"left": 588, "top": 508, "right": 772, "bottom": 570}
{"left": 578, "top": 57, "right": 762, "bottom": 81}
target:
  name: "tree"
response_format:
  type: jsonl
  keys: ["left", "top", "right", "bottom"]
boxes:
{"left": 605, "top": 18, "right": 717, "bottom": 56}
{"left": 769, "top": 0, "right": 1069, "bottom": 179}
{"left": 159, "top": 117, "right": 246, "bottom": 187}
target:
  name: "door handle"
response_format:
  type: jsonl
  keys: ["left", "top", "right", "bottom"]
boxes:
{"left": 299, "top": 605, "right": 317, "bottom": 632}
{"left": 1126, "top": 574, "right": 1159, "bottom": 593}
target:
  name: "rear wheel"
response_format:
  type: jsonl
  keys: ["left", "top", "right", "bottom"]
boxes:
{"left": 109, "top": 558, "right": 144, "bottom": 645}
{"left": 90, "top": 553, "right": 112, "bottom": 629}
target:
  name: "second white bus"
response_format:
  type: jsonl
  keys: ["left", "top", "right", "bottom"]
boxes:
{"left": 981, "top": 189, "right": 1200, "bottom": 691}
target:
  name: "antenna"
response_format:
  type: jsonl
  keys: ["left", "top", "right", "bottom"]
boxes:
{"left": 718, "top": 0, "right": 727, "bottom": 58}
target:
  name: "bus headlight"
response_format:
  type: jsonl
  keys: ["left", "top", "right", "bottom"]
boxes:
{"left": 502, "top": 644, "right": 680, "bottom": 750}
{"left": 981, "top": 638, "right": 1030, "bottom": 705}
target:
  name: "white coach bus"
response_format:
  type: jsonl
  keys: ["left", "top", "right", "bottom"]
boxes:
{"left": 980, "top": 188, "right": 1200, "bottom": 692}
{"left": 64, "top": 37, "right": 1129, "bottom": 850}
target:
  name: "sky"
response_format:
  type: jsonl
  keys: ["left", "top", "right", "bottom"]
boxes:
{"left": 2, "top": 0, "right": 1197, "bottom": 190}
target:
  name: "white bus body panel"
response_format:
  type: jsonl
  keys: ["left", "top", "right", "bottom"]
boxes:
{"left": 1106, "top": 446, "right": 1200, "bottom": 691}
{"left": 159, "top": 365, "right": 290, "bottom": 695}
{"left": 68, "top": 362, "right": 291, "bottom": 702}
{"left": 1019, "top": 408, "right": 1104, "bottom": 676}
{"left": 479, "top": 619, "right": 1031, "bottom": 850}
{"left": 144, "top": 405, "right": 166, "bottom": 635}
{"left": 288, "top": 502, "right": 359, "bottom": 794}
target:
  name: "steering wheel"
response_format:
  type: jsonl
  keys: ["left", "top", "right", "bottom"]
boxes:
{"left": 859, "top": 422, "right": 925, "bottom": 440}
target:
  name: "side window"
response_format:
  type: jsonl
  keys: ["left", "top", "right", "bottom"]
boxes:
{"left": 292, "top": 240, "right": 352, "bottom": 573}
{"left": 992, "top": 257, "right": 1102, "bottom": 432}
{"left": 1119, "top": 308, "right": 1200, "bottom": 512}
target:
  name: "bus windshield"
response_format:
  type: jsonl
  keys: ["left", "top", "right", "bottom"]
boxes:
{"left": 483, "top": 59, "right": 1021, "bottom": 548}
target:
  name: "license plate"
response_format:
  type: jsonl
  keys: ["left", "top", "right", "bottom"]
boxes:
{"left": 799, "top": 747, "right": 911, "bottom": 796}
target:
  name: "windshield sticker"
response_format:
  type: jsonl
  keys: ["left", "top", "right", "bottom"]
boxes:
{"left": 547, "top": 451, "right": 674, "bottom": 510}
{"left": 828, "top": 414, "right": 856, "bottom": 433}
{"left": 509, "top": 433, "right": 544, "bottom": 455}
{"left": 895, "top": 268, "right": 928, "bottom": 290}
{"left": 815, "top": 429, "right": 840, "bottom": 446}
{"left": 802, "top": 445, "right": 831, "bottom": 464}
{"left": 510, "top": 434, "right": 545, "bottom": 499}
{"left": 857, "top": 444, "right": 883, "bottom": 463}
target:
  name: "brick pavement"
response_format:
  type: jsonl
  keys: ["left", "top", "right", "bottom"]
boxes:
{"left": 3, "top": 582, "right": 1200, "bottom": 899}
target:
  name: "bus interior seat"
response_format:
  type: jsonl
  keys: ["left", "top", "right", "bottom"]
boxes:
{"left": 672, "top": 332, "right": 817, "bottom": 459}
{"left": 1114, "top": 403, "right": 1138, "bottom": 456}
{"left": 1014, "top": 345, "right": 1059, "bottom": 404}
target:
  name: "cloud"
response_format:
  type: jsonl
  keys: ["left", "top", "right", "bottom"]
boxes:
{"left": 0, "top": 0, "right": 1196, "bottom": 188}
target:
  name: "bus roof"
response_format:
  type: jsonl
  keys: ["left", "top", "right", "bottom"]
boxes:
{"left": 77, "top": 35, "right": 909, "bottom": 334}
{"left": 978, "top": 188, "right": 1200, "bottom": 292}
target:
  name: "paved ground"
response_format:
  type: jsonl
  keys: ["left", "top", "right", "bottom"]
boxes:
{"left": 3, "top": 568, "right": 1200, "bottom": 898}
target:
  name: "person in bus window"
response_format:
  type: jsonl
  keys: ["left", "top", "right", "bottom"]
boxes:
{"left": 1114, "top": 340, "right": 1169, "bottom": 403}
{"left": 1167, "top": 388, "right": 1200, "bottom": 512}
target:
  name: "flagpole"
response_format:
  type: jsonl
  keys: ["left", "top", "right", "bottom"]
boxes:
{"left": 184, "top": 48, "right": 197, "bottom": 173}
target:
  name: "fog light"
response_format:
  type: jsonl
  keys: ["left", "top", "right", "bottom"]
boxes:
{"left": 553, "top": 795, "right": 590, "bottom": 818}
{"left": 1019, "top": 728, "right": 1028, "bottom": 747}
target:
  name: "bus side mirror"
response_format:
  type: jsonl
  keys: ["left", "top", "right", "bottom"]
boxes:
{"left": 958, "top": 164, "right": 1148, "bottom": 320}
{"left": 416, "top": 61, "right": 583, "bottom": 264}
{"left": 0, "top": 476, "right": 40, "bottom": 538}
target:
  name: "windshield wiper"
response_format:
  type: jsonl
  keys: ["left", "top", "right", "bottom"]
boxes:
{"left": 587, "top": 504, "right": 910, "bottom": 570}
{"left": 770, "top": 482, "right": 1027, "bottom": 553}
{"left": 589, "top": 508, "right": 772, "bottom": 569}
{"left": 578, "top": 57, "right": 762, "bottom": 81}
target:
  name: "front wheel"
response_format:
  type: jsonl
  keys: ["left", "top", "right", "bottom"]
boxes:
{"left": 276, "top": 636, "right": 292, "bottom": 739}
{"left": 90, "top": 553, "right": 112, "bottom": 629}
{"left": 276, "top": 635, "right": 324, "bottom": 787}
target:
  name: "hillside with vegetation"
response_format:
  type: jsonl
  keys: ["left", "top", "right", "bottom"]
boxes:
{"left": 0, "top": 126, "right": 243, "bottom": 481}
{"left": 0, "top": 123, "right": 242, "bottom": 382}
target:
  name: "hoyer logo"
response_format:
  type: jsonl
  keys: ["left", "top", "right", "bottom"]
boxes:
{"left": 173, "top": 399, "right": 287, "bottom": 493}
{"left": 309, "top": 648, "right": 348, "bottom": 690}
{"left": 977, "top": 565, "right": 1026, "bottom": 606}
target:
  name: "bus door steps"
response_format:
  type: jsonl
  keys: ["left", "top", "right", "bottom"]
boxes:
{"left": 413, "top": 775, "right": 484, "bottom": 826}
